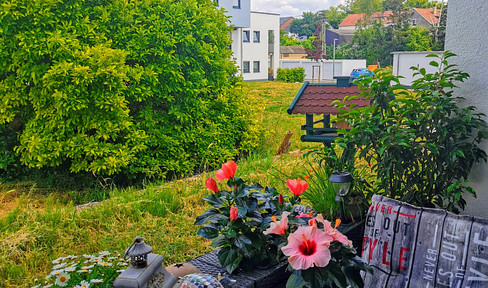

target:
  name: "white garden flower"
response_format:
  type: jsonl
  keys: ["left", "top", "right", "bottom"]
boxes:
{"left": 74, "top": 280, "right": 90, "bottom": 288}
{"left": 98, "top": 251, "right": 110, "bottom": 257}
{"left": 53, "top": 262, "right": 67, "bottom": 270}
{"left": 77, "top": 268, "right": 91, "bottom": 273}
{"left": 82, "top": 254, "right": 95, "bottom": 259}
{"left": 90, "top": 279, "right": 103, "bottom": 284}
{"left": 48, "top": 269, "right": 63, "bottom": 277}
{"left": 81, "top": 264, "right": 94, "bottom": 270}
{"left": 42, "top": 284, "right": 53, "bottom": 288}
{"left": 90, "top": 256, "right": 102, "bottom": 263}
{"left": 51, "top": 257, "right": 66, "bottom": 264}
{"left": 98, "top": 261, "right": 112, "bottom": 267}
{"left": 54, "top": 272, "right": 70, "bottom": 287}
{"left": 31, "top": 285, "right": 41, "bottom": 288}
{"left": 117, "top": 269, "right": 126, "bottom": 273}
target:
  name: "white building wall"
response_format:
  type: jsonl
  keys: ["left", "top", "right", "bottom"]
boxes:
{"left": 240, "top": 12, "right": 280, "bottom": 81}
{"left": 279, "top": 59, "right": 366, "bottom": 81}
{"left": 391, "top": 51, "right": 443, "bottom": 86}
{"left": 217, "top": 0, "right": 250, "bottom": 28}
{"left": 445, "top": 0, "right": 488, "bottom": 218}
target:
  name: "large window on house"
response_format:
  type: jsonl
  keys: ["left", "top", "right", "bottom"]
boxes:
{"left": 243, "top": 30, "right": 250, "bottom": 42}
{"left": 233, "top": 0, "right": 240, "bottom": 8}
{"left": 253, "top": 61, "right": 260, "bottom": 73}
{"left": 243, "top": 61, "right": 250, "bottom": 73}
{"left": 253, "top": 31, "right": 260, "bottom": 43}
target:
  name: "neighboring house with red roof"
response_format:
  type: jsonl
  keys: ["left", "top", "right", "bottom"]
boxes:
{"left": 339, "top": 11, "right": 394, "bottom": 30}
{"left": 410, "top": 8, "right": 440, "bottom": 28}
{"left": 287, "top": 76, "right": 369, "bottom": 144}
{"left": 280, "top": 17, "right": 294, "bottom": 33}
{"left": 338, "top": 8, "right": 440, "bottom": 31}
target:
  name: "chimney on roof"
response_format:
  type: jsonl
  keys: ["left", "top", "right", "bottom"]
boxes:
{"left": 334, "top": 76, "right": 351, "bottom": 87}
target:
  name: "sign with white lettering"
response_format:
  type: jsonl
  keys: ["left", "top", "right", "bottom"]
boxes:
{"left": 362, "top": 195, "right": 488, "bottom": 288}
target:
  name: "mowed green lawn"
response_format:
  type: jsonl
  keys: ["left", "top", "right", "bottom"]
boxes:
{"left": 0, "top": 81, "right": 323, "bottom": 287}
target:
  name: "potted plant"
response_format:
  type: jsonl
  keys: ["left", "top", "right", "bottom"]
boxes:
{"left": 196, "top": 161, "right": 371, "bottom": 288}
{"left": 195, "top": 161, "right": 285, "bottom": 273}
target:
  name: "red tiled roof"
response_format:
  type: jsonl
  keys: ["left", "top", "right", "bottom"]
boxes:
{"left": 339, "top": 14, "right": 364, "bottom": 27}
{"left": 413, "top": 8, "right": 439, "bottom": 25}
{"left": 280, "top": 17, "right": 294, "bottom": 31}
{"left": 339, "top": 11, "right": 393, "bottom": 27}
{"left": 289, "top": 84, "right": 368, "bottom": 115}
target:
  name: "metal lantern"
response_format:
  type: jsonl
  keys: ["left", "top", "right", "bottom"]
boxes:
{"left": 124, "top": 236, "right": 153, "bottom": 268}
{"left": 329, "top": 171, "right": 354, "bottom": 222}
{"left": 329, "top": 171, "right": 354, "bottom": 200}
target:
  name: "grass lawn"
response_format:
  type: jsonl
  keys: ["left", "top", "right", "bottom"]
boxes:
{"left": 0, "top": 81, "right": 327, "bottom": 287}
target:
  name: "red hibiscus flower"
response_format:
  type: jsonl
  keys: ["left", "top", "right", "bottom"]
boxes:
{"left": 205, "top": 178, "right": 219, "bottom": 193}
{"left": 286, "top": 179, "right": 309, "bottom": 197}
{"left": 230, "top": 205, "right": 238, "bottom": 221}
{"left": 278, "top": 194, "right": 284, "bottom": 204}
{"left": 216, "top": 161, "right": 238, "bottom": 181}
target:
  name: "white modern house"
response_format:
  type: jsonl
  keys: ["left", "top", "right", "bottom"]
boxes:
{"left": 217, "top": 1, "right": 280, "bottom": 81}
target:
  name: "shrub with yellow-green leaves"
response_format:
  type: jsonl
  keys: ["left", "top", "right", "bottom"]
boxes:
{"left": 0, "top": 0, "right": 263, "bottom": 181}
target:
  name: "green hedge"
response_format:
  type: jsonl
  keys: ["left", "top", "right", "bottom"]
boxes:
{"left": 276, "top": 68, "right": 305, "bottom": 83}
{"left": 0, "top": 0, "right": 263, "bottom": 181}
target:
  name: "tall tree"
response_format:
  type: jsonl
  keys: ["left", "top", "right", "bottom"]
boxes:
{"left": 320, "top": 6, "right": 348, "bottom": 29}
{"left": 289, "top": 12, "right": 320, "bottom": 38}
{"left": 406, "top": 26, "right": 433, "bottom": 51}
{"left": 405, "top": 0, "right": 434, "bottom": 8}
{"left": 431, "top": 2, "right": 447, "bottom": 50}
{"left": 383, "top": 0, "right": 405, "bottom": 11}
{"left": 350, "top": 0, "right": 383, "bottom": 14}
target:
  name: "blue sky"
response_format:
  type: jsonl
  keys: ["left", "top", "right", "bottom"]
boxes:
{"left": 251, "top": 0, "right": 345, "bottom": 17}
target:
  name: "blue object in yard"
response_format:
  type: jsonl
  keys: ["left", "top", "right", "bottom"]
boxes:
{"left": 350, "top": 68, "right": 374, "bottom": 79}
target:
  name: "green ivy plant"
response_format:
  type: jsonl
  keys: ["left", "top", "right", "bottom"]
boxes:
{"left": 335, "top": 52, "right": 488, "bottom": 213}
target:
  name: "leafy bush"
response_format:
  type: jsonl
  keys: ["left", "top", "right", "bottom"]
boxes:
{"left": 277, "top": 68, "right": 305, "bottom": 83}
{"left": 336, "top": 52, "right": 488, "bottom": 213}
{"left": 0, "top": 0, "right": 263, "bottom": 181}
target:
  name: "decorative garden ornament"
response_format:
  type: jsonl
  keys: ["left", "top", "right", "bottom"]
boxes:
{"left": 124, "top": 236, "right": 153, "bottom": 268}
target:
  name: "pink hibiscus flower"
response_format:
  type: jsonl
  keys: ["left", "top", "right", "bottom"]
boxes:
{"left": 281, "top": 225, "right": 333, "bottom": 270}
{"left": 315, "top": 214, "right": 352, "bottom": 247}
{"left": 216, "top": 161, "right": 238, "bottom": 181}
{"left": 286, "top": 179, "right": 308, "bottom": 196}
{"left": 263, "top": 211, "right": 290, "bottom": 235}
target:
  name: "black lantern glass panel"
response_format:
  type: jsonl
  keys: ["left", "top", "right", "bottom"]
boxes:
{"left": 125, "top": 236, "right": 153, "bottom": 268}
{"left": 329, "top": 171, "right": 354, "bottom": 199}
